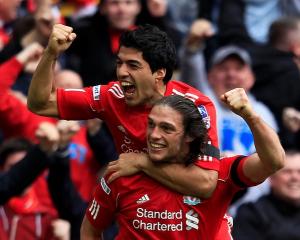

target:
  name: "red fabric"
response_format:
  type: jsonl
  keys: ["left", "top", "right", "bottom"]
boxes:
{"left": 0, "top": 57, "right": 23, "bottom": 91}
{"left": 0, "top": 206, "right": 57, "bottom": 240}
{"left": 85, "top": 155, "right": 254, "bottom": 239}
{"left": 57, "top": 80, "right": 220, "bottom": 171}
{"left": 7, "top": 187, "right": 49, "bottom": 215}
{"left": 68, "top": 0, "right": 98, "bottom": 7}
{"left": 108, "top": 25, "right": 136, "bottom": 53}
{"left": 0, "top": 92, "right": 55, "bottom": 142}
{"left": 0, "top": 28, "right": 10, "bottom": 46}
{"left": 69, "top": 126, "right": 100, "bottom": 202}
{"left": 0, "top": 182, "right": 57, "bottom": 239}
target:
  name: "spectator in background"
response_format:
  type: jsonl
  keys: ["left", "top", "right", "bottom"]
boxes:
{"left": 180, "top": 19, "right": 278, "bottom": 156}
{"left": 0, "top": 0, "right": 61, "bottom": 94}
{"left": 218, "top": 1, "right": 300, "bottom": 149}
{"left": 0, "top": 123, "right": 57, "bottom": 205}
{"left": 233, "top": 150, "right": 300, "bottom": 240}
{"left": 66, "top": 0, "right": 168, "bottom": 87}
{"left": 0, "top": 126, "right": 71, "bottom": 240}
{"left": 65, "top": 0, "right": 142, "bottom": 87}
{"left": 0, "top": 0, "right": 22, "bottom": 50}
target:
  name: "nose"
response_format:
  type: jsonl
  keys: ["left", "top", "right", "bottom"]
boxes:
{"left": 149, "top": 126, "right": 162, "bottom": 140}
{"left": 117, "top": 63, "right": 129, "bottom": 79}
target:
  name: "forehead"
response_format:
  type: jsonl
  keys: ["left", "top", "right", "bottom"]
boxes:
{"left": 215, "top": 56, "right": 247, "bottom": 68}
{"left": 117, "top": 46, "right": 145, "bottom": 61}
{"left": 149, "top": 105, "right": 183, "bottom": 126}
{"left": 283, "top": 153, "right": 300, "bottom": 170}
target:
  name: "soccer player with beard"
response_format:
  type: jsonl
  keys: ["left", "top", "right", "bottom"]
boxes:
{"left": 81, "top": 89, "right": 284, "bottom": 239}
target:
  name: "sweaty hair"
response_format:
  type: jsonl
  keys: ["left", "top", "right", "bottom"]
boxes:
{"left": 119, "top": 24, "right": 177, "bottom": 84}
{"left": 269, "top": 17, "right": 300, "bottom": 46}
{"left": 153, "top": 95, "right": 208, "bottom": 165}
{"left": 0, "top": 138, "right": 32, "bottom": 166}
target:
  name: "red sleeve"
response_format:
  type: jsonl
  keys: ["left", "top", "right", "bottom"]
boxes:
{"left": 228, "top": 156, "right": 259, "bottom": 188}
{"left": 85, "top": 176, "right": 118, "bottom": 230}
{"left": 57, "top": 85, "right": 107, "bottom": 120}
{"left": 0, "top": 57, "right": 23, "bottom": 92}
{"left": 236, "top": 157, "right": 261, "bottom": 187}
{"left": 194, "top": 99, "right": 220, "bottom": 172}
{"left": 0, "top": 92, "right": 55, "bottom": 141}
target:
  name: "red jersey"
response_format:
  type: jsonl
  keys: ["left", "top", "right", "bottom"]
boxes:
{"left": 85, "top": 155, "right": 258, "bottom": 240}
{"left": 57, "top": 80, "right": 219, "bottom": 171}
{"left": 0, "top": 187, "right": 57, "bottom": 240}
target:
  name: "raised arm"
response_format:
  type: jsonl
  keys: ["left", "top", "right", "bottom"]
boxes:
{"left": 221, "top": 88, "right": 285, "bottom": 183}
{"left": 27, "top": 24, "right": 76, "bottom": 117}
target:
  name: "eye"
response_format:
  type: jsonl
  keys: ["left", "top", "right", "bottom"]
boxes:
{"left": 128, "top": 63, "right": 140, "bottom": 70}
{"left": 160, "top": 124, "right": 174, "bottom": 133}
{"left": 116, "top": 59, "right": 122, "bottom": 66}
{"left": 148, "top": 119, "right": 155, "bottom": 129}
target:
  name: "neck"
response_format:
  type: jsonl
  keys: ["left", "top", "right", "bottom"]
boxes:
{"left": 145, "top": 83, "right": 167, "bottom": 107}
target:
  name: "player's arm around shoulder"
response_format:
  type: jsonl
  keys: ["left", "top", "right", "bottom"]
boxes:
{"left": 221, "top": 88, "right": 285, "bottom": 184}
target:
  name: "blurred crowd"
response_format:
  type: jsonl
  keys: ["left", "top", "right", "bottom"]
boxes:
{"left": 0, "top": 0, "right": 300, "bottom": 239}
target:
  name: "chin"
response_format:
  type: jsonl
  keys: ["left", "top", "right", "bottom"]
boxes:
{"left": 125, "top": 98, "right": 142, "bottom": 107}
{"left": 148, "top": 153, "right": 165, "bottom": 163}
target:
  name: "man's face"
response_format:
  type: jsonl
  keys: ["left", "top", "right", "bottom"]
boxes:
{"left": 0, "top": 0, "right": 22, "bottom": 22}
{"left": 117, "top": 46, "right": 164, "bottom": 107}
{"left": 101, "top": 0, "right": 141, "bottom": 30}
{"left": 147, "top": 105, "right": 190, "bottom": 163}
{"left": 208, "top": 57, "right": 254, "bottom": 97}
{"left": 271, "top": 153, "right": 300, "bottom": 206}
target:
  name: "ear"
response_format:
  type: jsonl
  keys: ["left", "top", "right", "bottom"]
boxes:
{"left": 154, "top": 68, "right": 166, "bottom": 83}
{"left": 184, "top": 135, "right": 195, "bottom": 143}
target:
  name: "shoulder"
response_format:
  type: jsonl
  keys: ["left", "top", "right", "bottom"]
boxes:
{"left": 167, "top": 80, "right": 213, "bottom": 103}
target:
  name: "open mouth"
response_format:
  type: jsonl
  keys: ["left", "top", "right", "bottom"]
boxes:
{"left": 121, "top": 82, "right": 136, "bottom": 97}
{"left": 149, "top": 142, "right": 166, "bottom": 150}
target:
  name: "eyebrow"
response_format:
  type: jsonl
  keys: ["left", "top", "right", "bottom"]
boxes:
{"left": 117, "top": 56, "right": 142, "bottom": 65}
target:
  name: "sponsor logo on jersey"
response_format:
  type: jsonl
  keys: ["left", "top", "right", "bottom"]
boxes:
{"left": 186, "top": 209, "right": 199, "bottom": 230}
{"left": 89, "top": 199, "right": 100, "bottom": 220}
{"left": 198, "top": 105, "right": 211, "bottom": 129}
{"left": 93, "top": 85, "right": 101, "bottom": 100}
{"left": 100, "top": 177, "right": 111, "bottom": 195}
{"left": 183, "top": 196, "right": 201, "bottom": 206}
{"left": 132, "top": 207, "right": 200, "bottom": 232}
{"left": 137, "top": 194, "right": 150, "bottom": 204}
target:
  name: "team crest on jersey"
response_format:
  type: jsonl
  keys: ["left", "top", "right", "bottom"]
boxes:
{"left": 93, "top": 85, "right": 101, "bottom": 100}
{"left": 198, "top": 105, "right": 210, "bottom": 129}
{"left": 183, "top": 196, "right": 201, "bottom": 206}
{"left": 100, "top": 177, "right": 111, "bottom": 195}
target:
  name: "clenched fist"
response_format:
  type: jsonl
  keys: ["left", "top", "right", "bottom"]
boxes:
{"left": 220, "top": 88, "right": 257, "bottom": 120}
{"left": 46, "top": 24, "right": 76, "bottom": 57}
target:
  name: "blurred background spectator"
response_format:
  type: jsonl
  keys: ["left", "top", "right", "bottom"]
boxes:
{"left": 233, "top": 150, "right": 300, "bottom": 240}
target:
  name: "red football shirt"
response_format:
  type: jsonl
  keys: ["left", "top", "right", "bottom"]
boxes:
{"left": 57, "top": 80, "right": 219, "bottom": 171}
{"left": 85, "top": 155, "right": 258, "bottom": 240}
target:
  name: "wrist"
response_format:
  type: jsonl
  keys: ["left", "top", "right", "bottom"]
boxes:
{"left": 138, "top": 154, "right": 151, "bottom": 171}
{"left": 44, "top": 47, "right": 59, "bottom": 60}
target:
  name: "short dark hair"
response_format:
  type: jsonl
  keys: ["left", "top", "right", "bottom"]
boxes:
{"left": 0, "top": 138, "right": 32, "bottom": 166}
{"left": 153, "top": 95, "right": 207, "bottom": 165}
{"left": 119, "top": 24, "right": 177, "bottom": 84}
{"left": 269, "top": 17, "right": 300, "bottom": 46}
